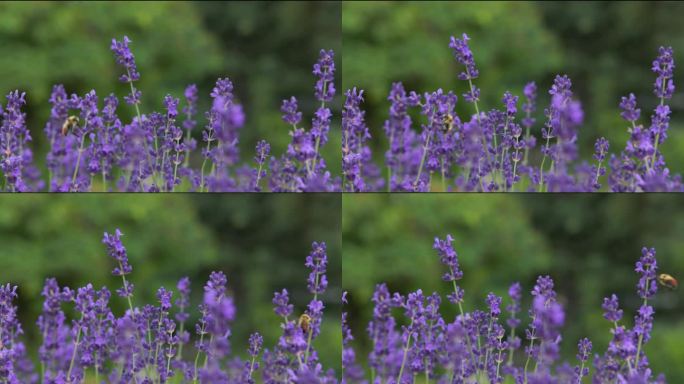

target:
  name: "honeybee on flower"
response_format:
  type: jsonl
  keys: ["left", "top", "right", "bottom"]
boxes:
{"left": 442, "top": 113, "right": 455, "bottom": 133}
{"left": 298, "top": 313, "right": 312, "bottom": 333}
{"left": 61, "top": 115, "right": 79, "bottom": 136}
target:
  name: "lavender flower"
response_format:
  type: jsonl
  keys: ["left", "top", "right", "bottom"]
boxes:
{"left": 575, "top": 338, "right": 592, "bottom": 382}
{"left": 0, "top": 91, "right": 36, "bottom": 192}
{"left": 653, "top": 46, "right": 675, "bottom": 100}
{"left": 102, "top": 228, "right": 135, "bottom": 313}
{"left": 313, "top": 50, "right": 336, "bottom": 103}
{"left": 15, "top": 230, "right": 339, "bottom": 383}
{"left": 110, "top": 36, "right": 141, "bottom": 106}
{"left": 602, "top": 294, "right": 623, "bottom": 323}
{"left": 433, "top": 234, "right": 463, "bottom": 283}
{"left": 620, "top": 93, "right": 641, "bottom": 122}
{"left": 342, "top": 88, "right": 372, "bottom": 192}
{"left": 273, "top": 289, "right": 293, "bottom": 319}
{"left": 344, "top": 237, "right": 667, "bottom": 383}
{"left": 636, "top": 247, "right": 658, "bottom": 300}
{"left": 281, "top": 97, "right": 303, "bottom": 126}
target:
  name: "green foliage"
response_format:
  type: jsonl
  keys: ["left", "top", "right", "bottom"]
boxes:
{"left": 342, "top": 194, "right": 684, "bottom": 380}
{"left": 0, "top": 194, "right": 341, "bottom": 369}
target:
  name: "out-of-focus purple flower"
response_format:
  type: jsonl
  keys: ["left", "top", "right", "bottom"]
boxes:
{"left": 507, "top": 282, "right": 522, "bottom": 329}
{"left": 176, "top": 276, "right": 191, "bottom": 323}
{"left": 183, "top": 84, "right": 198, "bottom": 132}
{"left": 248, "top": 333, "right": 263, "bottom": 358}
{"left": 522, "top": 82, "right": 537, "bottom": 129}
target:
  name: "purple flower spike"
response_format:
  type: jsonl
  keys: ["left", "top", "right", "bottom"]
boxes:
{"left": 602, "top": 294, "right": 623, "bottom": 323}
{"left": 636, "top": 247, "right": 658, "bottom": 300}
{"left": 653, "top": 46, "right": 675, "bottom": 100}
{"left": 110, "top": 36, "right": 141, "bottom": 105}
{"left": 281, "top": 96, "right": 302, "bottom": 126}
{"left": 449, "top": 33, "right": 479, "bottom": 81}
{"left": 305, "top": 242, "right": 328, "bottom": 296}
{"left": 273, "top": 289, "right": 293, "bottom": 319}
{"left": 313, "top": 50, "right": 336, "bottom": 103}
{"left": 619, "top": 93, "right": 641, "bottom": 122}
{"left": 434, "top": 234, "right": 463, "bottom": 282}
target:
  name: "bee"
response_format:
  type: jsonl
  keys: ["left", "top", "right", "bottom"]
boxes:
{"left": 298, "top": 314, "right": 312, "bottom": 334}
{"left": 442, "top": 114, "right": 454, "bottom": 133}
{"left": 658, "top": 273, "right": 678, "bottom": 290}
{"left": 61, "top": 115, "right": 80, "bottom": 136}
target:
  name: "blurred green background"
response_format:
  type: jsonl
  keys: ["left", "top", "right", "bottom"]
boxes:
{"left": 0, "top": 194, "right": 341, "bottom": 372}
{"left": 0, "top": 1, "right": 341, "bottom": 177}
{"left": 342, "top": 194, "right": 684, "bottom": 381}
{"left": 342, "top": 1, "right": 684, "bottom": 172}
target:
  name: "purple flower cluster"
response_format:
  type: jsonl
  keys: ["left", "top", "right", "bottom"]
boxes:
{"left": 0, "top": 36, "right": 338, "bottom": 192}
{"left": 271, "top": 49, "right": 339, "bottom": 192}
{"left": 0, "top": 230, "right": 337, "bottom": 383}
{"left": 343, "top": 235, "right": 667, "bottom": 383}
{"left": 343, "top": 33, "right": 681, "bottom": 192}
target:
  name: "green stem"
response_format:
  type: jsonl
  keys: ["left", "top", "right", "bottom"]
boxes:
{"left": 522, "top": 113, "right": 532, "bottom": 166}
{"left": 650, "top": 81, "right": 667, "bottom": 170}
{"left": 171, "top": 134, "right": 183, "bottom": 192}
{"left": 202, "top": 334, "right": 214, "bottom": 369}
{"left": 254, "top": 147, "right": 266, "bottom": 191}
{"left": 199, "top": 139, "right": 214, "bottom": 192}
{"left": 192, "top": 322, "right": 207, "bottom": 383}
{"left": 523, "top": 315, "right": 537, "bottom": 384}
{"left": 577, "top": 361, "right": 586, "bottom": 384}
{"left": 309, "top": 81, "right": 328, "bottom": 176}
{"left": 304, "top": 272, "right": 321, "bottom": 365}
{"left": 634, "top": 284, "right": 650, "bottom": 371}
{"left": 248, "top": 356, "right": 256, "bottom": 382}
{"left": 176, "top": 319, "right": 185, "bottom": 361}
{"left": 153, "top": 311, "right": 164, "bottom": 380}
{"left": 507, "top": 323, "right": 517, "bottom": 365}
{"left": 70, "top": 120, "right": 89, "bottom": 191}
{"left": 183, "top": 128, "right": 192, "bottom": 167}
{"left": 396, "top": 326, "right": 413, "bottom": 384}
{"left": 413, "top": 127, "right": 433, "bottom": 188}
{"left": 387, "top": 126, "right": 395, "bottom": 192}
{"left": 452, "top": 276, "right": 477, "bottom": 375}
{"left": 467, "top": 76, "right": 489, "bottom": 167}
{"left": 66, "top": 316, "right": 83, "bottom": 383}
